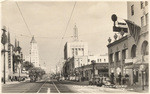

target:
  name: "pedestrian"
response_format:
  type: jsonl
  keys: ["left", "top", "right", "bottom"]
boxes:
{"left": 133, "top": 74, "right": 136, "bottom": 85}
{"left": 110, "top": 73, "right": 114, "bottom": 84}
{"left": 118, "top": 73, "right": 122, "bottom": 85}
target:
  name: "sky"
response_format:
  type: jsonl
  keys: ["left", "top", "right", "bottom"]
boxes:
{"left": 1, "top": 1, "right": 127, "bottom": 73}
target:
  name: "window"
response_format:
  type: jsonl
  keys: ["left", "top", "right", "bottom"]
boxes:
{"left": 141, "top": 16, "right": 144, "bottom": 27}
{"left": 141, "top": 1, "right": 144, "bottom": 9}
{"left": 72, "top": 48, "right": 74, "bottom": 56}
{"left": 109, "top": 54, "right": 113, "bottom": 62}
{"left": 100, "top": 59, "right": 101, "bottom": 62}
{"left": 82, "top": 48, "right": 84, "bottom": 55}
{"left": 145, "top": 1, "right": 148, "bottom": 6}
{"left": 131, "top": 5, "right": 134, "bottom": 16}
{"left": 122, "top": 49, "right": 126, "bottom": 60}
{"left": 115, "top": 52, "right": 120, "bottom": 62}
{"left": 104, "top": 59, "right": 106, "bottom": 62}
{"left": 141, "top": 41, "right": 149, "bottom": 55}
{"left": 88, "top": 59, "right": 90, "bottom": 62}
{"left": 97, "top": 59, "right": 99, "bottom": 62}
{"left": 75, "top": 48, "right": 78, "bottom": 55}
{"left": 131, "top": 45, "right": 137, "bottom": 58}
{"left": 146, "top": 13, "right": 149, "bottom": 25}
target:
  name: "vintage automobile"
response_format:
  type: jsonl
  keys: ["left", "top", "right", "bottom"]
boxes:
{"left": 89, "top": 77, "right": 100, "bottom": 85}
{"left": 97, "top": 77, "right": 111, "bottom": 87}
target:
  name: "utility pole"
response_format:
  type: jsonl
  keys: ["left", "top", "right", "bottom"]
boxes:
{"left": 91, "top": 60, "right": 96, "bottom": 84}
{"left": 1, "top": 26, "right": 8, "bottom": 84}
{"left": 56, "top": 65, "right": 57, "bottom": 75}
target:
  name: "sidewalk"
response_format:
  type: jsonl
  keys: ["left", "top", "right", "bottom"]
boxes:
{"left": 60, "top": 80, "right": 89, "bottom": 85}
{"left": 125, "top": 85, "right": 149, "bottom": 93}
{"left": 104, "top": 84, "right": 149, "bottom": 93}
{"left": 2, "top": 81, "right": 20, "bottom": 85}
{"left": 2, "top": 79, "right": 30, "bottom": 85}
{"left": 61, "top": 80, "right": 149, "bottom": 93}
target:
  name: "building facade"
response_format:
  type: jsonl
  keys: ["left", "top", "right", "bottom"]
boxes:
{"left": 107, "top": 1, "right": 149, "bottom": 86}
{"left": 63, "top": 25, "right": 89, "bottom": 79}
{"left": 30, "top": 36, "right": 40, "bottom": 67}
{"left": 126, "top": 1, "right": 149, "bottom": 86}
{"left": 1, "top": 29, "right": 24, "bottom": 82}
{"left": 64, "top": 41, "right": 88, "bottom": 60}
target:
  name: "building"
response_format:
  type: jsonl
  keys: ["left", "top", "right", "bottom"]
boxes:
{"left": 107, "top": 1, "right": 148, "bottom": 86}
{"left": 1, "top": 28, "right": 25, "bottom": 82}
{"left": 80, "top": 54, "right": 109, "bottom": 81}
{"left": 126, "top": 1, "right": 149, "bottom": 86}
{"left": 87, "top": 54, "right": 108, "bottom": 65}
{"left": 63, "top": 25, "right": 89, "bottom": 79}
{"left": 30, "top": 36, "right": 40, "bottom": 67}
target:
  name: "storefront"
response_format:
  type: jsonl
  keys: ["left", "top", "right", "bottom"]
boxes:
{"left": 125, "top": 63, "right": 148, "bottom": 86}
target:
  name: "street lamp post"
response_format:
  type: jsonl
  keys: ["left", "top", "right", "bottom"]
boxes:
{"left": 18, "top": 62, "right": 21, "bottom": 82}
{"left": 140, "top": 55, "right": 146, "bottom": 90}
{"left": 1, "top": 26, "right": 7, "bottom": 84}
{"left": 91, "top": 60, "right": 96, "bottom": 84}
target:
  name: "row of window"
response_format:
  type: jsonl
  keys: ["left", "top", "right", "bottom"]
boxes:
{"left": 72, "top": 48, "right": 84, "bottom": 56}
{"left": 110, "top": 49, "right": 128, "bottom": 62}
{"left": 110, "top": 41, "right": 148, "bottom": 63}
{"left": 141, "top": 1, "right": 148, "bottom": 9}
{"left": 131, "top": 4, "right": 148, "bottom": 27}
{"left": 131, "top": 1, "right": 148, "bottom": 16}
{"left": 88, "top": 59, "right": 106, "bottom": 63}
{"left": 72, "top": 48, "right": 84, "bottom": 51}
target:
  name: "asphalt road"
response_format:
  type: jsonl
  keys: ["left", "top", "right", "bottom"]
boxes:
{"left": 2, "top": 79, "right": 142, "bottom": 93}
{"left": 2, "top": 79, "right": 74, "bottom": 93}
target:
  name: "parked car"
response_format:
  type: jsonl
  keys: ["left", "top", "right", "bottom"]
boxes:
{"left": 59, "top": 77, "right": 65, "bottom": 81}
{"left": 97, "top": 77, "right": 112, "bottom": 87}
{"left": 89, "top": 77, "right": 100, "bottom": 85}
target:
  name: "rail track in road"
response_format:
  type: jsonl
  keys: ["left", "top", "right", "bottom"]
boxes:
{"left": 37, "top": 80, "right": 60, "bottom": 93}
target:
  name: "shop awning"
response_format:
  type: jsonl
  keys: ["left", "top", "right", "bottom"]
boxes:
{"left": 10, "top": 73, "right": 28, "bottom": 77}
{"left": 124, "top": 63, "right": 148, "bottom": 69}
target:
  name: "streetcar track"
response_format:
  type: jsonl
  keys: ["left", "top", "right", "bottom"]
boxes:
{"left": 37, "top": 80, "right": 47, "bottom": 93}
{"left": 52, "top": 81, "right": 61, "bottom": 93}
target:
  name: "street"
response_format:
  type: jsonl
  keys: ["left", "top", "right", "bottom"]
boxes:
{"left": 2, "top": 79, "right": 74, "bottom": 93}
{"left": 2, "top": 79, "right": 135, "bottom": 93}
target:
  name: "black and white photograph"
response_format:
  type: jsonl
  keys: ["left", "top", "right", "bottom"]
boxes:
{"left": 1, "top": 0, "right": 149, "bottom": 93}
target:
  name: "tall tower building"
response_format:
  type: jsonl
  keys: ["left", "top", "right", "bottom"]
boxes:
{"left": 64, "top": 24, "right": 88, "bottom": 60}
{"left": 30, "top": 36, "right": 40, "bottom": 67}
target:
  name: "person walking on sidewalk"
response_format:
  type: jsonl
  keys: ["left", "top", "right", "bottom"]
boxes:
{"left": 110, "top": 73, "right": 114, "bottom": 84}
{"left": 133, "top": 74, "right": 136, "bottom": 85}
{"left": 118, "top": 73, "right": 122, "bottom": 85}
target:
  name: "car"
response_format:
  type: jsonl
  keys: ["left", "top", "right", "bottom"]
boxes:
{"left": 89, "top": 77, "right": 100, "bottom": 85}
{"left": 97, "top": 77, "right": 112, "bottom": 87}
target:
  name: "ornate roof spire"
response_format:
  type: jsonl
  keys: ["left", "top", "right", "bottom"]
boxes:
{"left": 30, "top": 35, "right": 37, "bottom": 43}
{"left": 73, "top": 23, "right": 78, "bottom": 41}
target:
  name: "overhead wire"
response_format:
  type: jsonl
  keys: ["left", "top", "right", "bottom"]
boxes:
{"left": 16, "top": 2, "right": 32, "bottom": 36}
{"left": 54, "top": 2, "right": 77, "bottom": 64}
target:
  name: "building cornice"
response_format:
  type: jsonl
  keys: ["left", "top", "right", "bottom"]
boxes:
{"left": 107, "top": 35, "right": 128, "bottom": 48}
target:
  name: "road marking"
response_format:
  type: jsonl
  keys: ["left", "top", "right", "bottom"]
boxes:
{"left": 37, "top": 81, "right": 47, "bottom": 93}
{"left": 52, "top": 81, "right": 60, "bottom": 93}
{"left": 47, "top": 88, "right": 50, "bottom": 93}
